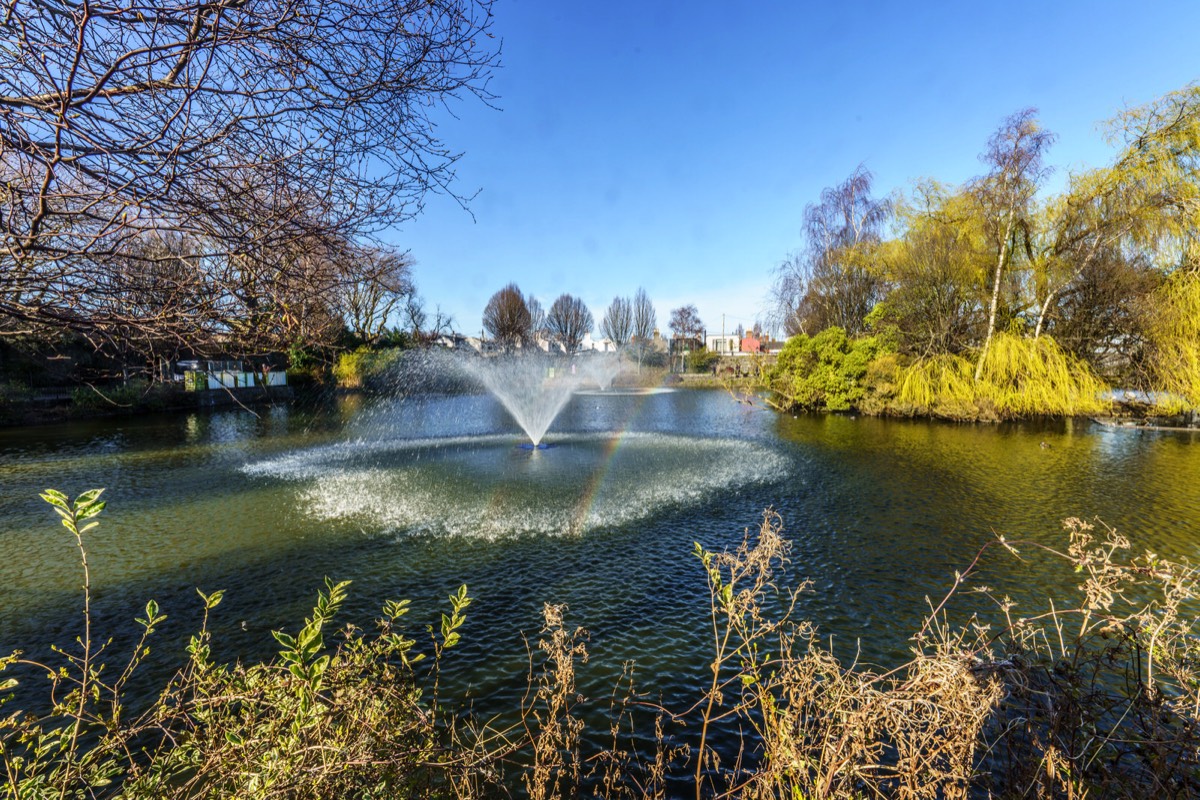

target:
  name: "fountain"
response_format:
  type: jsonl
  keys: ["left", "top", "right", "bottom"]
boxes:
{"left": 466, "top": 353, "right": 592, "bottom": 446}
{"left": 241, "top": 348, "right": 789, "bottom": 538}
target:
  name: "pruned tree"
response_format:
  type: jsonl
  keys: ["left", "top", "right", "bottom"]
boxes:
{"left": 525, "top": 296, "right": 547, "bottom": 344}
{"left": 600, "top": 296, "right": 633, "bottom": 349}
{"left": 630, "top": 288, "right": 658, "bottom": 371}
{"left": 482, "top": 283, "right": 532, "bottom": 351}
{"left": 0, "top": 0, "right": 497, "bottom": 364}
{"left": 970, "top": 109, "right": 1056, "bottom": 380}
{"left": 546, "top": 294, "right": 594, "bottom": 354}
{"left": 772, "top": 165, "right": 892, "bottom": 336}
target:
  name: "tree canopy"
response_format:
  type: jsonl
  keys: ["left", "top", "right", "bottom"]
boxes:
{"left": 770, "top": 82, "right": 1200, "bottom": 400}
{"left": 546, "top": 294, "right": 594, "bottom": 354}
{"left": 0, "top": 0, "right": 497, "bottom": 366}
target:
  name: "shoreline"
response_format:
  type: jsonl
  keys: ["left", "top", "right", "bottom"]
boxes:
{"left": 0, "top": 385, "right": 295, "bottom": 429}
{"left": 3, "top": 376, "right": 1196, "bottom": 433}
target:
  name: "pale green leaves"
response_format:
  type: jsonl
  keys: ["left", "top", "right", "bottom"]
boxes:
{"left": 439, "top": 584, "right": 471, "bottom": 650}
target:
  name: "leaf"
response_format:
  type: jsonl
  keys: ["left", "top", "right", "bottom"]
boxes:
{"left": 76, "top": 501, "right": 106, "bottom": 520}
{"left": 40, "top": 490, "right": 69, "bottom": 509}
{"left": 197, "top": 588, "right": 225, "bottom": 610}
{"left": 74, "top": 484, "right": 105, "bottom": 503}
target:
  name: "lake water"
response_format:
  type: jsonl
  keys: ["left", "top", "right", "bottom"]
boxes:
{"left": 1, "top": 388, "right": 1197, "bottom": 758}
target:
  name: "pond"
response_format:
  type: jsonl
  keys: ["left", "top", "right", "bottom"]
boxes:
{"left": 1, "top": 387, "right": 1198, "bottom": 757}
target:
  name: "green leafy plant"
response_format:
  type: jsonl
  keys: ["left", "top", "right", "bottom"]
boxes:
{"left": 768, "top": 327, "right": 893, "bottom": 412}
{"left": 0, "top": 489, "right": 476, "bottom": 800}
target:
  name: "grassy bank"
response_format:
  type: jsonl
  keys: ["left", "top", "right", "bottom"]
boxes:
{"left": 7, "top": 491, "right": 1200, "bottom": 798}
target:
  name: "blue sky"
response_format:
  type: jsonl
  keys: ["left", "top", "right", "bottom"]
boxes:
{"left": 391, "top": 0, "right": 1200, "bottom": 340}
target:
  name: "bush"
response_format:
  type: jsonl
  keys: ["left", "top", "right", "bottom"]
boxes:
{"left": 70, "top": 379, "right": 152, "bottom": 411}
{"left": 333, "top": 347, "right": 404, "bottom": 390}
{"left": 1, "top": 490, "right": 472, "bottom": 799}
{"left": 0, "top": 381, "right": 31, "bottom": 406}
{"left": 769, "top": 327, "right": 894, "bottom": 411}
{"left": 770, "top": 327, "right": 1110, "bottom": 420}
{"left": 686, "top": 348, "right": 720, "bottom": 373}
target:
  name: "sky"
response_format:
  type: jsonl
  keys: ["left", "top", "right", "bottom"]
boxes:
{"left": 389, "top": 0, "right": 1200, "bottom": 340}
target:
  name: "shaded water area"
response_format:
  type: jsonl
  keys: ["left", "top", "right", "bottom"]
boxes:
{"left": 1, "top": 388, "right": 1198, "bottom": 765}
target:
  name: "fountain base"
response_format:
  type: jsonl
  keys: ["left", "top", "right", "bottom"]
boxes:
{"left": 516, "top": 442, "right": 555, "bottom": 450}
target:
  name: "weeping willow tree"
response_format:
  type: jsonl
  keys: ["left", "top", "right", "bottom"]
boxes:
{"left": 978, "top": 333, "right": 1110, "bottom": 416}
{"left": 895, "top": 354, "right": 980, "bottom": 419}
{"left": 1148, "top": 270, "right": 1200, "bottom": 411}
{"left": 896, "top": 334, "right": 1108, "bottom": 420}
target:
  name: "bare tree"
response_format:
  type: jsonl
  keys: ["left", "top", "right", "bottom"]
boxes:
{"left": 525, "top": 296, "right": 547, "bottom": 344}
{"left": 771, "top": 165, "right": 891, "bottom": 336}
{"left": 669, "top": 304, "right": 705, "bottom": 344}
{"left": 338, "top": 249, "right": 416, "bottom": 344}
{"left": 404, "top": 295, "right": 457, "bottom": 343}
{"left": 669, "top": 304, "right": 704, "bottom": 371}
{"left": 482, "top": 283, "right": 532, "bottom": 351}
{"left": 405, "top": 296, "right": 429, "bottom": 339}
{"left": 0, "top": 0, "right": 497, "bottom": 362}
{"left": 546, "top": 294, "right": 594, "bottom": 354}
{"left": 600, "top": 296, "right": 633, "bottom": 349}
{"left": 630, "top": 288, "right": 658, "bottom": 372}
{"left": 971, "top": 109, "right": 1056, "bottom": 379}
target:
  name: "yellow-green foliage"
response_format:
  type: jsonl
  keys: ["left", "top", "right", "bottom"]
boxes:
{"left": 1148, "top": 270, "right": 1200, "bottom": 411}
{"left": 979, "top": 333, "right": 1110, "bottom": 417}
{"left": 896, "top": 354, "right": 981, "bottom": 419}
{"left": 895, "top": 333, "right": 1110, "bottom": 419}
{"left": 333, "top": 347, "right": 402, "bottom": 389}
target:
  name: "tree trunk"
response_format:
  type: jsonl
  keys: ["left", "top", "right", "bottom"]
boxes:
{"left": 1034, "top": 289, "right": 1055, "bottom": 340}
{"left": 975, "top": 212, "right": 1015, "bottom": 382}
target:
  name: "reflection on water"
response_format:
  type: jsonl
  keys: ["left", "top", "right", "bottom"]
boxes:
{"left": 0, "top": 391, "right": 1197, "bottom": 742}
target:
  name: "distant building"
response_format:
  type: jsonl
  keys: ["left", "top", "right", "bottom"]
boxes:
{"left": 740, "top": 334, "right": 762, "bottom": 354}
{"left": 581, "top": 333, "right": 618, "bottom": 352}
{"left": 435, "top": 333, "right": 484, "bottom": 353}
{"left": 177, "top": 359, "right": 286, "bottom": 390}
{"left": 706, "top": 334, "right": 740, "bottom": 355}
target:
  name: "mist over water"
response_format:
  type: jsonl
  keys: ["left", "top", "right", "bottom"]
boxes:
{"left": 245, "top": 431, "right": 789, "bottom": 537}
{"left": 244, "top": 350, "right": 778, "bottom": 536}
